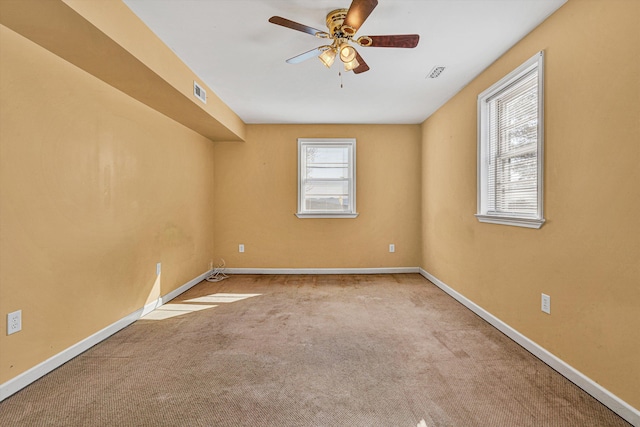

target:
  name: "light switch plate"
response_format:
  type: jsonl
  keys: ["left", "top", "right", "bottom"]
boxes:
{"left": 541, "top": 293, "right": 551, "bottom": 314}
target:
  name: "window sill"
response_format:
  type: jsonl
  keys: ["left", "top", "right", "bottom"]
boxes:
{"left": 296, "top": 213, "right": 359, "bottom": 219}
{"left": 475, "top": 214, "right": 545, "bottom": 229}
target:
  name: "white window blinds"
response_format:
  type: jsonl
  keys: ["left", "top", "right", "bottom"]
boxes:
{"left": 476, "top": 51, "right": 545, "bottom": 229}
{"left": 302, "top": 145, "right": 350, "bottom": 212}
{"left": 487, "top": 69, "right": 539, "bottom": 216}
{"left": 297, "top": 139, "right": 357, "bottom": 218}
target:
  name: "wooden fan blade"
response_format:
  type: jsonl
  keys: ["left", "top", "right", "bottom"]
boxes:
{"left": 361, "top": 34, "right": 419, "bottom": 48}
{"left": 269, "top": 16, "right": 328, "bottom": 37}
{"left": 344, "top": 0, "right": 378, "bottom": 32}
{"left": 353, "top": 51, "right": 370, "bottom": 74}
{"left": 286, "top": 47, "right": 322, "bottom": 64}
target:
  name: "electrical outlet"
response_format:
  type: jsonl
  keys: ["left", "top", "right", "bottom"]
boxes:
{"left": 541, "top": 293, "right": 551, "bottom": 314}
{"left": 389, "top": 244, "right": 395, "bottom": 253}
{"left": 7, "top": 310, "right": 22, "bottom": 335}
{"left": 239, "top": 244, "right": 245, "bottom": 253}
{"left": 156, "top": 262, "right": 161, "bottom": 276}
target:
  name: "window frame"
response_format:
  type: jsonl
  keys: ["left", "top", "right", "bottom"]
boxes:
{"left": 296, "top": 138, "right": 358, "bottom": 219}
{"left": 476, "top": 51, "right": 545, "bottom": 229}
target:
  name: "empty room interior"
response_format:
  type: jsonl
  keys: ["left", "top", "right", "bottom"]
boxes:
{"left": 0, "top": 0, "right": 638, "bottom": 425}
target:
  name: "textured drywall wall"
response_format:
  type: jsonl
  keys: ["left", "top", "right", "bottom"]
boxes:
{"left": 214, "top": 124, "right": 422, "bottom": 269}
{"left": 0, "top": 25, "right": 216, "bottom": 383}
{"left": 420, "top": 0, "right": 639, "bottom": 408}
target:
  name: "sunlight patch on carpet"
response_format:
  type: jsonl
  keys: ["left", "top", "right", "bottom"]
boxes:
{"left": 142, "top": 294, "right": 261, "bottom": 320}
{"left": 185, "top": 293, "right": 261, "bottom": 303}
{"left": 142, "top": 304, "right": 216, "bottom": 320}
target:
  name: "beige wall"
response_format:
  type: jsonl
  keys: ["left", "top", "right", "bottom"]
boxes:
{"left": 421, "top": 0, "right": 639, "bottom": 407}
{"left": 1, "top": 0, "right": 638, "bottom": 414}
{"left": 0, "top": 0, "right": 245, "bottom": 142}
{"left": 0, "top": 25, "right": 216, "bottom": 383}
{"left": 214, "top": 124, "right": 422, "bottom": 268}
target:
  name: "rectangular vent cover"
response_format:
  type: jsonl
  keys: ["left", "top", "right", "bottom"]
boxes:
{"left": 193, "top": 81, "right": 207, "bottom": 104}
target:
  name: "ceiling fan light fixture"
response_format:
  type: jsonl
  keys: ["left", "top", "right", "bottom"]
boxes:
{"left": 319, "top": 48, "right": 337, "bottom": 68}
{"left": 269, "top": 0, "right": 420, "bottom": 76}
{"left": 344, "top": 57, "right": 360, "bottom": 72}
{"left": 339, "top": 44, "right": 357, "bottom": 63}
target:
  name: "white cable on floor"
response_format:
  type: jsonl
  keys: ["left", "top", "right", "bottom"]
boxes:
{"left": 206, "top": 259, "right": 228, "bottom": 282}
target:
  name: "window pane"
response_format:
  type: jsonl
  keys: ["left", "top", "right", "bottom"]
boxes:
{"left": 477, "top": 52, "right": 544, "bottom": 227}
{"left": 488, "top": 68, "right": 539, "bottom": 215}
{"left": 298, "top": 139, "right": 356, "bottom": 216}
{"left": 304, "top": 181, "right": 348, "bottom": 197}
{"left": 503, "top": 123, "right": 537, "bottom": 150}
{"left": 306, "top": 146, "right": 349, "bottom": 164}
{"left": 500, "top": 152, "right": 537, "bottom": 182}
{"left": 305, "top": 197, "right": 350, "bottom": 212}
{"left": 497, "top": 76, "right": 538, "bottom": 153}
{"left": 495, "top": 149, "right": 537, "bottom": 214}
{"left": 306, "top": 166, "right": 349, "bottom": 179}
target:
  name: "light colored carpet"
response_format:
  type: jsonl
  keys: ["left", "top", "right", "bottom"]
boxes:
{"left": 0, "top": 274, "right": 630, "bottom": 426}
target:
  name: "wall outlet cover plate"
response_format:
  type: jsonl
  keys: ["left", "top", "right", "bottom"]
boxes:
{"left": 7, "top": 310, "right": 22, "bottom": 335}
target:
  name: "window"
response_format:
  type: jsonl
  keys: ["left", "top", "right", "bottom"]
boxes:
{"left": 476, "top": 51, "right": 545, "bottom": 229}
{"left": 297, "top": 138, "right": 357, "bottom": 218}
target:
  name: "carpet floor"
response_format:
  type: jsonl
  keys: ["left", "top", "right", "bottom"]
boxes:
{"left": 0, "top": 274, "right": 630, "bottom": 426}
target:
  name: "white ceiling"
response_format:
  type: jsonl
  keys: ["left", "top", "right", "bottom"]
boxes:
{"left": 123, "top": 0, "right": 566, "bottom": 125}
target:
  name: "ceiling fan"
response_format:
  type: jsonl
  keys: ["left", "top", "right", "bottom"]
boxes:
{"left": 268, "top": 0, "right": 419, "bottom": 74}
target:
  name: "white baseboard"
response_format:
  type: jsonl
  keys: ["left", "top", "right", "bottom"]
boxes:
{"left": 139, "top": 270, "right": 211, "bottom": 317}
{"left": 0, "top": 307, "right": 143, "bottom": 402}
{"left": 226, "top": 267, "right": 420, "bottom": 275}
{"left": 419, "top": 268, "right": 639, "bottom": 427}
{"left": 162, "top": 270, "right": 211, "bottom": 303}
{"left": 0, "top": 269, "right": 211, "bottom": 402}
{"left": 4, "top": 268, "right": 636, "bottom": 426}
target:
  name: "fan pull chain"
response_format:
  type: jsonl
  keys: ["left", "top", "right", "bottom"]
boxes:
{"left": 339, "top": 72, "right": 343, "bottom": 89}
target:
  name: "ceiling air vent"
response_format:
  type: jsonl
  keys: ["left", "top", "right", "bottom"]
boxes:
{"left": 427, "top": 66, "right": 445, "bottom": 79}
{"left": 193, "top": 81, "right": 207, "bottom": 104}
